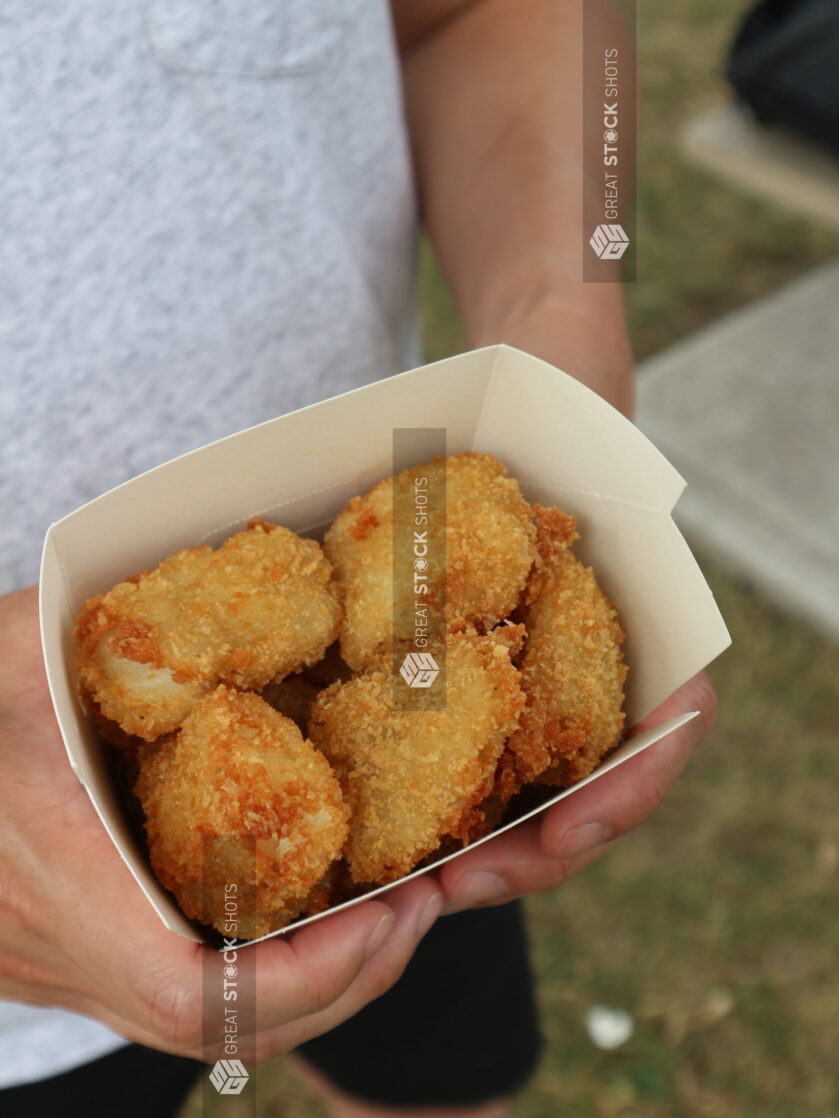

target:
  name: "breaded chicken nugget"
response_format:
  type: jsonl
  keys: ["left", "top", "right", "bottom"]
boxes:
{"left": 308, "top": 629, "right": 525, "bottom": 885}
{"left": 134, "top": 686, "right": 348, "bottom": 939}
{"left": 494, "top": 505, "right": 627, "bottom": 802}
{"left": 75, "top": 519, "right": 341, "bottom": 741}
{"left": 324, "top": 452, "right": 537, "bottom": 670}
{"left": 79, "top": 686, "right": 156, "bottom": 752}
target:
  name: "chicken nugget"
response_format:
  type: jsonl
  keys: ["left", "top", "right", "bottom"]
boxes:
{"left": 308, "top": 629, "right": 525, "bottom": 885}
{"left": 134, "top": 686, "right": 348, "bottom": 939}
{"left": 75, "top": 519, "right": 341, "bottom": 740}
{"left": 79, "top": 685, "right": 156, "bottom": 753}
{"left": 494, "top": 505, "right": 627, "bottom": 802}
{"left": 324, "top": 452, "right": 537, "bottom": 670}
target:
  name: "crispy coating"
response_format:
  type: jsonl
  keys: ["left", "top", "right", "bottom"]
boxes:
{"left": 308, "top": 630, "right": 525, "bottom": 885}
{"left": 494, "top": 505, "right": 627, "bottom": 802}
{"left": 134, "top": 686, "right": 348, "bottom": 939}
{"left": 79, "top": 686, "right": 156, "bottom": 753}
{"left": 324, "top": 452, "right": 537, "bottom": 669}
{"left": 75, "top": 519, "right": 341, "bottom": 740}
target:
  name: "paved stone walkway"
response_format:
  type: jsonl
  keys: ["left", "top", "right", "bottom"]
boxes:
{"left": 682, "top": 105, "right": 839, "bottom": 230}
{"left": 637, "top": 258, "right": 839, "bottom": 640}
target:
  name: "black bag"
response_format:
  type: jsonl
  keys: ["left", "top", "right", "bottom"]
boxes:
{"left": 727, "top": 0, "right": 839, "bottom": 155}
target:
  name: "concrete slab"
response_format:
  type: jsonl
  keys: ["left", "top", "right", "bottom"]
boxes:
{"left": 636, "top": 258, "right": 839, "bottom": 640}
{"left": 682, "top": 105, "right": 839, "bottom": 230}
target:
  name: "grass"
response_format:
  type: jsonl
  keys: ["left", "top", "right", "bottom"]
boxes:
{"left": 518, "top": 560, "right": 839, "bottom": 1117}
{"left": 189, "top": 1, "right": 839, "bottom": 1114}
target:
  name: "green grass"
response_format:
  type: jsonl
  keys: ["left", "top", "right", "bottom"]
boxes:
{"left": 518, "top": 560, "right": 839, "bottom": 1117}
{"left": 190, "top": 1, "right": 839, "bottom": 1114}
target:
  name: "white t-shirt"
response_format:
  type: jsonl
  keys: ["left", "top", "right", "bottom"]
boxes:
{"left": 0, "top": 0, "right": 419, "bottom": 1087}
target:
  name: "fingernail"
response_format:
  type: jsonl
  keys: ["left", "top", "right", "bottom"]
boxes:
{"left": 454, "top": 871, "right": 509, "bottom": 908}
{"left": 364, "top": 911, "right": 394, "bottom": 960}
{"left": 416, "top": 892, "right": 445, "bottom": 938}
{"left": 552, "top": 822, "right": 612, "bottom": 860}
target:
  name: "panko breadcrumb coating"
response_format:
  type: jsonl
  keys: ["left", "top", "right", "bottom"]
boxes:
{"left": 324, "top": 452, "right": 537, "bottom": 669}
{"left": 494, "top": 505, "right": 627, "bottom": 802}
{"left": 308, "top": 629, "right": 525, "bottom": 885}
{"left": 79, "top": 686, "right": 158, "bottom": 753}
{"left": 134, "top": 686, "right": 348, "bottom": 939}
{"left": 75, "top": 519, "right": 341, "bottom": 741}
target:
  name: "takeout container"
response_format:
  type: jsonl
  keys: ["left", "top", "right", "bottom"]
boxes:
{"left": 40, "top": 345, "right": 730, "bottom": 945}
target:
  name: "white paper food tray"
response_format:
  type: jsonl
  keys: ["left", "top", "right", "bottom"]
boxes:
{"left": 40, "top": 345, "right": 731, "bottom": 944}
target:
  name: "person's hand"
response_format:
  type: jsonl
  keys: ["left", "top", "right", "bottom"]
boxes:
{"left": 0, "top": 586, "right": 444, "bottom": 1064}
{"left": 438, "top": 671, "right": 716, "bottom": 913}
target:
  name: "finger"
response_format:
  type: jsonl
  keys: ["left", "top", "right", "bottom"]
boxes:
{"left": 244, "top": 876, "right": 444, "bottom": 1061}
{"left": 68, "top": 875, "right": 395, "bottom": 1055}
{"left": 251, "top": 896, "right": 407, "bottom": 1028}
{"left": 84, "top": 881, "right": 441, "bottom": 1061}
{"left": 148, "top": 898, "right": 398, "bottom": 1057}
{"left": 439, "top": 816, "right": 591, "bottom": 913}
{"left": 539, "top": 669, "right": 717, "bottom": 855}
{"left": 440, "top": 671, "right": 716, "bottom": 913}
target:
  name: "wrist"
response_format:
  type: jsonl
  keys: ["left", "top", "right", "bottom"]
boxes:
{"left": 467, "top": 285, "right": 635, "bottom": 418}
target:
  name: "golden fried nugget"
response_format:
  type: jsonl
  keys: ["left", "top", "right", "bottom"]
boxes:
{"left": 494, "top": 505, "right": 627, "bottom": 802}
{"left": 324, "top": 452, "right": 537, "bottom": 670}
{"left": 308, "top": 630, "right": 525, "bottom": 885}
{"left": 134, "top": 686, "right": 348, "bottom": 939}
{"left": 75, "top": 519, "right": 341, "bottom": 740}
{"left": 79, "top": 685, "right": 156, "bottom": 752}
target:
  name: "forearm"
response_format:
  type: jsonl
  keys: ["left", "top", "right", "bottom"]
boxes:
{"left": 399, "top": 0, "right": 634, "bottom": 413}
